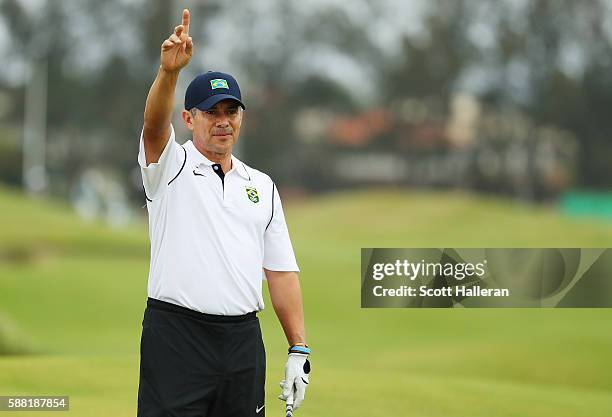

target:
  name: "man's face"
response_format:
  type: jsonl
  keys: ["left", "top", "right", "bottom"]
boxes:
{"left": 183, "top": 99, "right": 243, "bottom": 157}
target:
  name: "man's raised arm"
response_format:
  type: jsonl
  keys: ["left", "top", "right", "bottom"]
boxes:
{"left": 142, "top": 9, "right": 193, "bottom": 165}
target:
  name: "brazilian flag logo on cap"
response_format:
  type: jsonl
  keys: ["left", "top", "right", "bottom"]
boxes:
{"left": 210, "top": 79, "right": 229, "bottom": 89}
{"left": 246, "top": 187, "right": 259, "bottom": 203}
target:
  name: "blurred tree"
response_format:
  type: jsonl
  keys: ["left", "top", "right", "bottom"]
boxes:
{"left": 493, "top": 0, "right": 612, "bottom": 188}
{"left": 382, "top": 0, "right": 475, "bottom": 104}
{"left": 0, "top": 0, "right": 610, "bottom": 200}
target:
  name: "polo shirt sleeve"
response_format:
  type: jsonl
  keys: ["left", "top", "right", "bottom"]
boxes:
{"left": 263, "top": 184, "right": 300, "bottom": 272}
{"left": 138, "top": 124, "right": 185, "bottom": 200}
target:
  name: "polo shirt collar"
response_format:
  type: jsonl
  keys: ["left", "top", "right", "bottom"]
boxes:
{"left": 185, "top": 140, "right": 250, "bottom": 180}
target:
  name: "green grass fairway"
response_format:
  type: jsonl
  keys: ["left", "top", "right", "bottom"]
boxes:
{"left": 1, "top": 186, "right": 611, "bottom": 417}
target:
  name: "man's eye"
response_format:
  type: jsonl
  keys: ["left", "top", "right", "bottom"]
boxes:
{"left": 228, "top": 108, "right": 239, "bottom": 115}
{"left": 206, "top": 110, "right": 216, "bottom": 116}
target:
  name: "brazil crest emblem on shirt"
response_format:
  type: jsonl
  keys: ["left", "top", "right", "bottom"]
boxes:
{"left": 246, "top": 187, "right": 259, "bottom": 203}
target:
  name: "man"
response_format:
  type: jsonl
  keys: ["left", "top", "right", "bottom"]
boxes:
{"left": 137, "top": 9, "right": 310, "bottom": 417}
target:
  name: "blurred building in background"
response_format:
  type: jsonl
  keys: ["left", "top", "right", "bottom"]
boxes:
{"left": 295, "top": 93, "right": 577, "bottom": 201}
{"left": 0, "top": 0, "right": 610, "bottom": 221}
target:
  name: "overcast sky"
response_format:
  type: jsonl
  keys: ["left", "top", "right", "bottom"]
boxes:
{"left": 2, "top": 0, "right": 612, "bottom": 104}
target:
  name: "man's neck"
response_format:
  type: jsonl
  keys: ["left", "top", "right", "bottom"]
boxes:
{"left": 195, "top": 142, "right": 232, "bottom": 173}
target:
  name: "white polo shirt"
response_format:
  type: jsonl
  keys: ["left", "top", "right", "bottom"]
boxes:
{"left": 138, "top": 125, "right": 299, "bottom": 315}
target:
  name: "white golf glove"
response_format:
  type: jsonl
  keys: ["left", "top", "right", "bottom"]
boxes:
{"left": 278, "top": 346, "right": 311, "bottom": 411}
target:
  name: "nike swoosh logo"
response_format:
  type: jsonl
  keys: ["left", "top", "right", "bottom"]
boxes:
{"left": 193, "top": 169, "right": 206, "bottom": 177}
{"left": 256, "top": 404, "right": 265, "bottom": 413}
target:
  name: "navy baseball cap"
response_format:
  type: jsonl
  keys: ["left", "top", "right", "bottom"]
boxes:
{"left": 184, "top": 71, "right": 246, "bottom": 111}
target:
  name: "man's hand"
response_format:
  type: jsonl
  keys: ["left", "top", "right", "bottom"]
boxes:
{"left": 160, "top": 9, "right": 193, "bottom": 73}
{"left": 279, "top": 352, "right": 310, "bottom": 411}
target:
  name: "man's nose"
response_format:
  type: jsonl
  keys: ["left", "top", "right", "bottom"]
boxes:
{"left": 215, "top": 114, "right": 230, "bottom": 127}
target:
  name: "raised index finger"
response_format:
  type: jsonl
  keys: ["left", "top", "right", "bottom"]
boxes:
{"left": 182, "top": 9, "right": 190, "bottom": 35}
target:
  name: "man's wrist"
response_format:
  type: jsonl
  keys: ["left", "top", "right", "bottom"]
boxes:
{"left": 159, "top": 66, "right": 181, "bottom": 79}
{"left": 288, "top": 344, "right": 311, "bottom": 355}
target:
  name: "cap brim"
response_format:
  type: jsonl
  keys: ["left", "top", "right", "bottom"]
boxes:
{"left": 193, "top": 94, "right": 246, "bottom": 111}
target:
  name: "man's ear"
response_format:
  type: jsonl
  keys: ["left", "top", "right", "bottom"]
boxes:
{"left": 182, "top": 109, "right": 194, "bottom": 130}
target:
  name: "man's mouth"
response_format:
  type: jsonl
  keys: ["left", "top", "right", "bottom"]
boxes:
{"left": 212, "top": 133, "right": 232, "bottom": 140}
